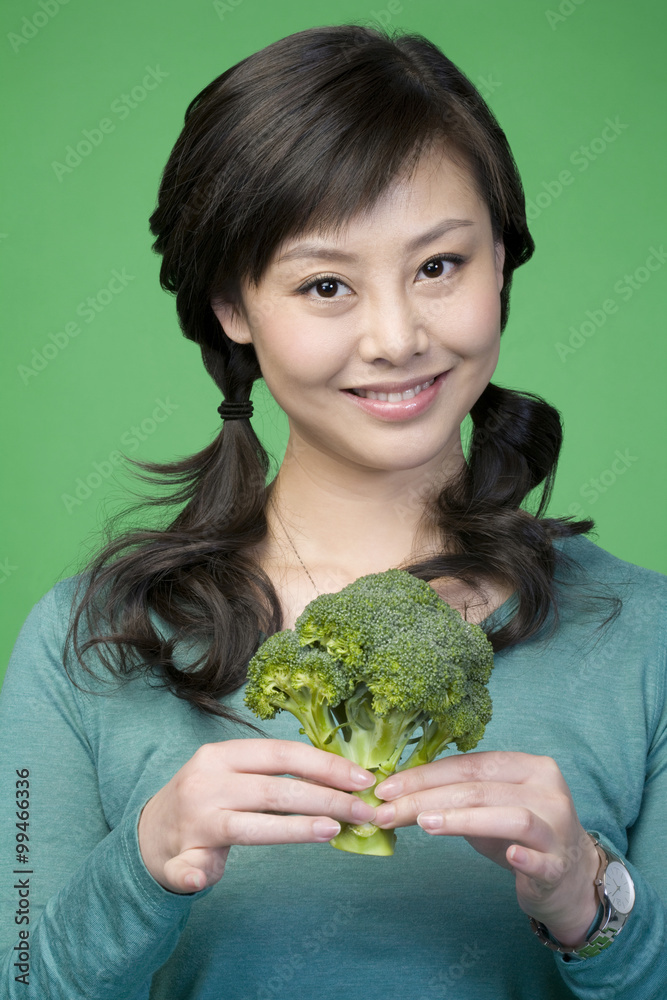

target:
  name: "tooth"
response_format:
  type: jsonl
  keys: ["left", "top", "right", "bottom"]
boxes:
{"left": 353, "top": 378, "right": 437, "bottom": 401}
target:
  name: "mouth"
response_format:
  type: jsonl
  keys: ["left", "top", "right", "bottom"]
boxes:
{"left": 342, "top": 370, "right": 451, "bottom": 423}
{"left": 346, "top": 373, "right": 442, "bottom": 402}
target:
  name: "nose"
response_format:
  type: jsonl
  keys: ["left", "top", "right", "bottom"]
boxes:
{"left": 357, "top": 296, "right": 430, "bottom": 367}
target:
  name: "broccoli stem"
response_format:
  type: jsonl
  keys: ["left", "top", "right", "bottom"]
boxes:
{"left": 328, "top": 774, "right": 397, "bottom": 856}
{"left": 329, "top": 822, "right": 396, "bottom": 856}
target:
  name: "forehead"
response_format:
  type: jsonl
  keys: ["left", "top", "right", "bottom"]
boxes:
{"left": 271, "top": 149, "right": 489, "bottom": 268}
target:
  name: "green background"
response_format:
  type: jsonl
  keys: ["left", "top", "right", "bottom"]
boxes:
{"left": 1, "top": 0, "right": 665, "bottom": 684}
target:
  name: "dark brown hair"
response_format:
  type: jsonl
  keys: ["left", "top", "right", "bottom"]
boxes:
{"left": 63, "top": 24, "right": 619, "bottom": 723}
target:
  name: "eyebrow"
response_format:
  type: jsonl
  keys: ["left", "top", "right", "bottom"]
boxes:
{"left": 275, "top": 218, "right": 476, "bottom": 266}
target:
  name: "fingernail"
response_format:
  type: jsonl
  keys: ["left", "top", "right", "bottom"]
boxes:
{"left": 376, "top": 779, "right": 399, "bottom": 799}
{"left": 185, "top": 873, "right": 203, "bottom": 890}
{"left": 351, "top": 769, "right": 376, "bottom": 787}
{"left": 351, "top": 798, "right": 375, "bottom": 822}
{"left": 418, "top": 812, "right": 443, "bottom": 831}
{"left": 374, "top": 803, "right": 395, "bottom": 826}
{"left": 313, "top": 819, "right": 341, "bottom": 840}
{"left": 510, "top": 846, "right": 527, "bottom": 865}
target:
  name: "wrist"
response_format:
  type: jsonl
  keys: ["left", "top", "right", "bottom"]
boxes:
{"left": 138, "top": 795, "right": 170, "bottom": 888}
{"left": 542, "top": 880, "right": 601, "bottom": 948}
{"left": 530, "top": 834, "right": 636, "bottom": 960}
{"left": 537, "top": 832, "right": 600, "bottom": 946}
{"left": 543, "top": 900, "right": 604, "bottom": 950}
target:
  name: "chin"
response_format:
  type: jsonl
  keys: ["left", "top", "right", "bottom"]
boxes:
{"left": 355, "top": 442, "right": 461, "bottom": 476}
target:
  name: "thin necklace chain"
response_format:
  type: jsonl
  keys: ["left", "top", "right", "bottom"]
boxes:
{"left": 270, "top": 497, "right": 320, "bottom": 596}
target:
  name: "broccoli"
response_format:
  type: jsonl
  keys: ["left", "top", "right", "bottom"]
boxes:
{"left": 244, "top": 569, "right": 494, "bottom": 856}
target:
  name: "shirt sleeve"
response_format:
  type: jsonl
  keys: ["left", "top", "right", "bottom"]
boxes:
{"left": 0, "top": 585, "right": 211, "bottom": 1000}
{"left": 553, "top": 634, "right": 667, "bottom": 998}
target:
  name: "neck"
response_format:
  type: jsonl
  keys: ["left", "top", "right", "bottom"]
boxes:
{"left": 265, "top": 429, "right": 466, "bottom": 585}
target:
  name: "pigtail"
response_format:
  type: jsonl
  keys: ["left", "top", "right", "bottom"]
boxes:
{"left": 407, "top": 383, "right": 619, "bottom": 651}
{"left": 63, "top": 341, "right": 281, "bottom": 725}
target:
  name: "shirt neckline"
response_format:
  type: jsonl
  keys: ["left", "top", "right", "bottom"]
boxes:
{"left": 480, "top": 590, "right": 519, "bottom": 630}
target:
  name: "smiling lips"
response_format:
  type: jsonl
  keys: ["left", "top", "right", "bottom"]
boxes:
{"left": 343, "top": 370, "right": 450, "bottom": 422}
{"left": 348, "top": 376, "right": 437, "bottom": 402}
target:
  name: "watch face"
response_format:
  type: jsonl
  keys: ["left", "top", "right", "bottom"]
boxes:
{"left": 605, "top": 861, "right": 635, "bottom": 914}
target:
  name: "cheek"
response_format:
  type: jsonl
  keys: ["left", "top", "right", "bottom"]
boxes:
{"left": 446, "top": 284, "right": 502, "bottom": 359}
{"left": 252, "top": 320, "right": 345, "bottom": 394}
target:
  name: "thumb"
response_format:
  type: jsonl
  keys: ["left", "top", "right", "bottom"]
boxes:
{"left": 163, "top": 846, "right": 230, "bottom": 894}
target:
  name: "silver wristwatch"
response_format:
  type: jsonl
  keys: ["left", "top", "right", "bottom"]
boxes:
{"left": 530, "top": 834, "right": 635, "bottom": 960}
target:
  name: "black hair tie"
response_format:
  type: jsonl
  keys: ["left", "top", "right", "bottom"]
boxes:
{"left": 217, "top": 400, "right": 254, "bottom": 421}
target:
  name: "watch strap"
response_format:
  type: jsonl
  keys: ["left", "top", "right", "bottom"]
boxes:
{"left": 571, "top": 902, "right": 617, "bottom": 958}
{"left": 531, "top": 897, "right": 613, "bottom": 958}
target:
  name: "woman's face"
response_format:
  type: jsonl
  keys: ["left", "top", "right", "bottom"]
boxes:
{"left": 212, "top": 146, "right": 505, "bottom": 478}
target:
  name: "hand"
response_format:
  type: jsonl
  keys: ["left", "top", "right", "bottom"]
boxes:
{"left": 374, "top": 751, "right": 600, "bottom": 947}
{"left": 138, "top": 739, "right": 376, "bottom": 895}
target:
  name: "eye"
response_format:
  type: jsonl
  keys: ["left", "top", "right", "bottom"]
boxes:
{"left": 416, "top": 254, "right": 466, "bottom": 282}
{"left": 297, "top": 253, "right": 466, "bottom": 300}
{"left": 298, "top": 275, "right": 352, "bottom": 299}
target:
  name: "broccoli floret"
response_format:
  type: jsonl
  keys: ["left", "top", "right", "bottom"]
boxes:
{"left": 244, "top": 569, "right": 494, "bottom": 856}
{"left": 244, "top": 629, "right": 355, "bottom": 751}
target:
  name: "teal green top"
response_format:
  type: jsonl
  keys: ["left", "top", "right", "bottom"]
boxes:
{"left": 1, "top": 535, "right": 666, "bottom": 999}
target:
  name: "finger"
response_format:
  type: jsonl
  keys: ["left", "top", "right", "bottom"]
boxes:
{"left": 215, "top": 809, "right": 342, "bottom": 847}
{"left": 376, "top": 752, "right": 563, "bottom": 799}
{"left": 216, "top": 772, "right": 376, "bottom": 825}
{"left": 374, "top": 781, "right": 553, "bottom": 830}
{"left": 200, "top": 739, "right": 376, "bottom": 790}
{"left": 414, "top": 806, "right": 553, "bottom": 852}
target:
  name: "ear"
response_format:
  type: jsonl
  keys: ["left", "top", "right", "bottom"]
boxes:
{"left": 494, "top": 241, "right": 505, "bottom": 292}
{"left": 210, "top": 296, "right": 253, "bottom": 345}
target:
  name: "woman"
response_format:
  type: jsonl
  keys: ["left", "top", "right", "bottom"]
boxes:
{"left": 1, "top": 23, "right": 665, "bottom": 999}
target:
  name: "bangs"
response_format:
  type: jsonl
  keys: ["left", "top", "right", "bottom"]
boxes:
{"left": 150, "top": 24, "right": 532, "bottom": 338}
{"left": 184, "top": 28, "right": 503, "bottom": 295}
